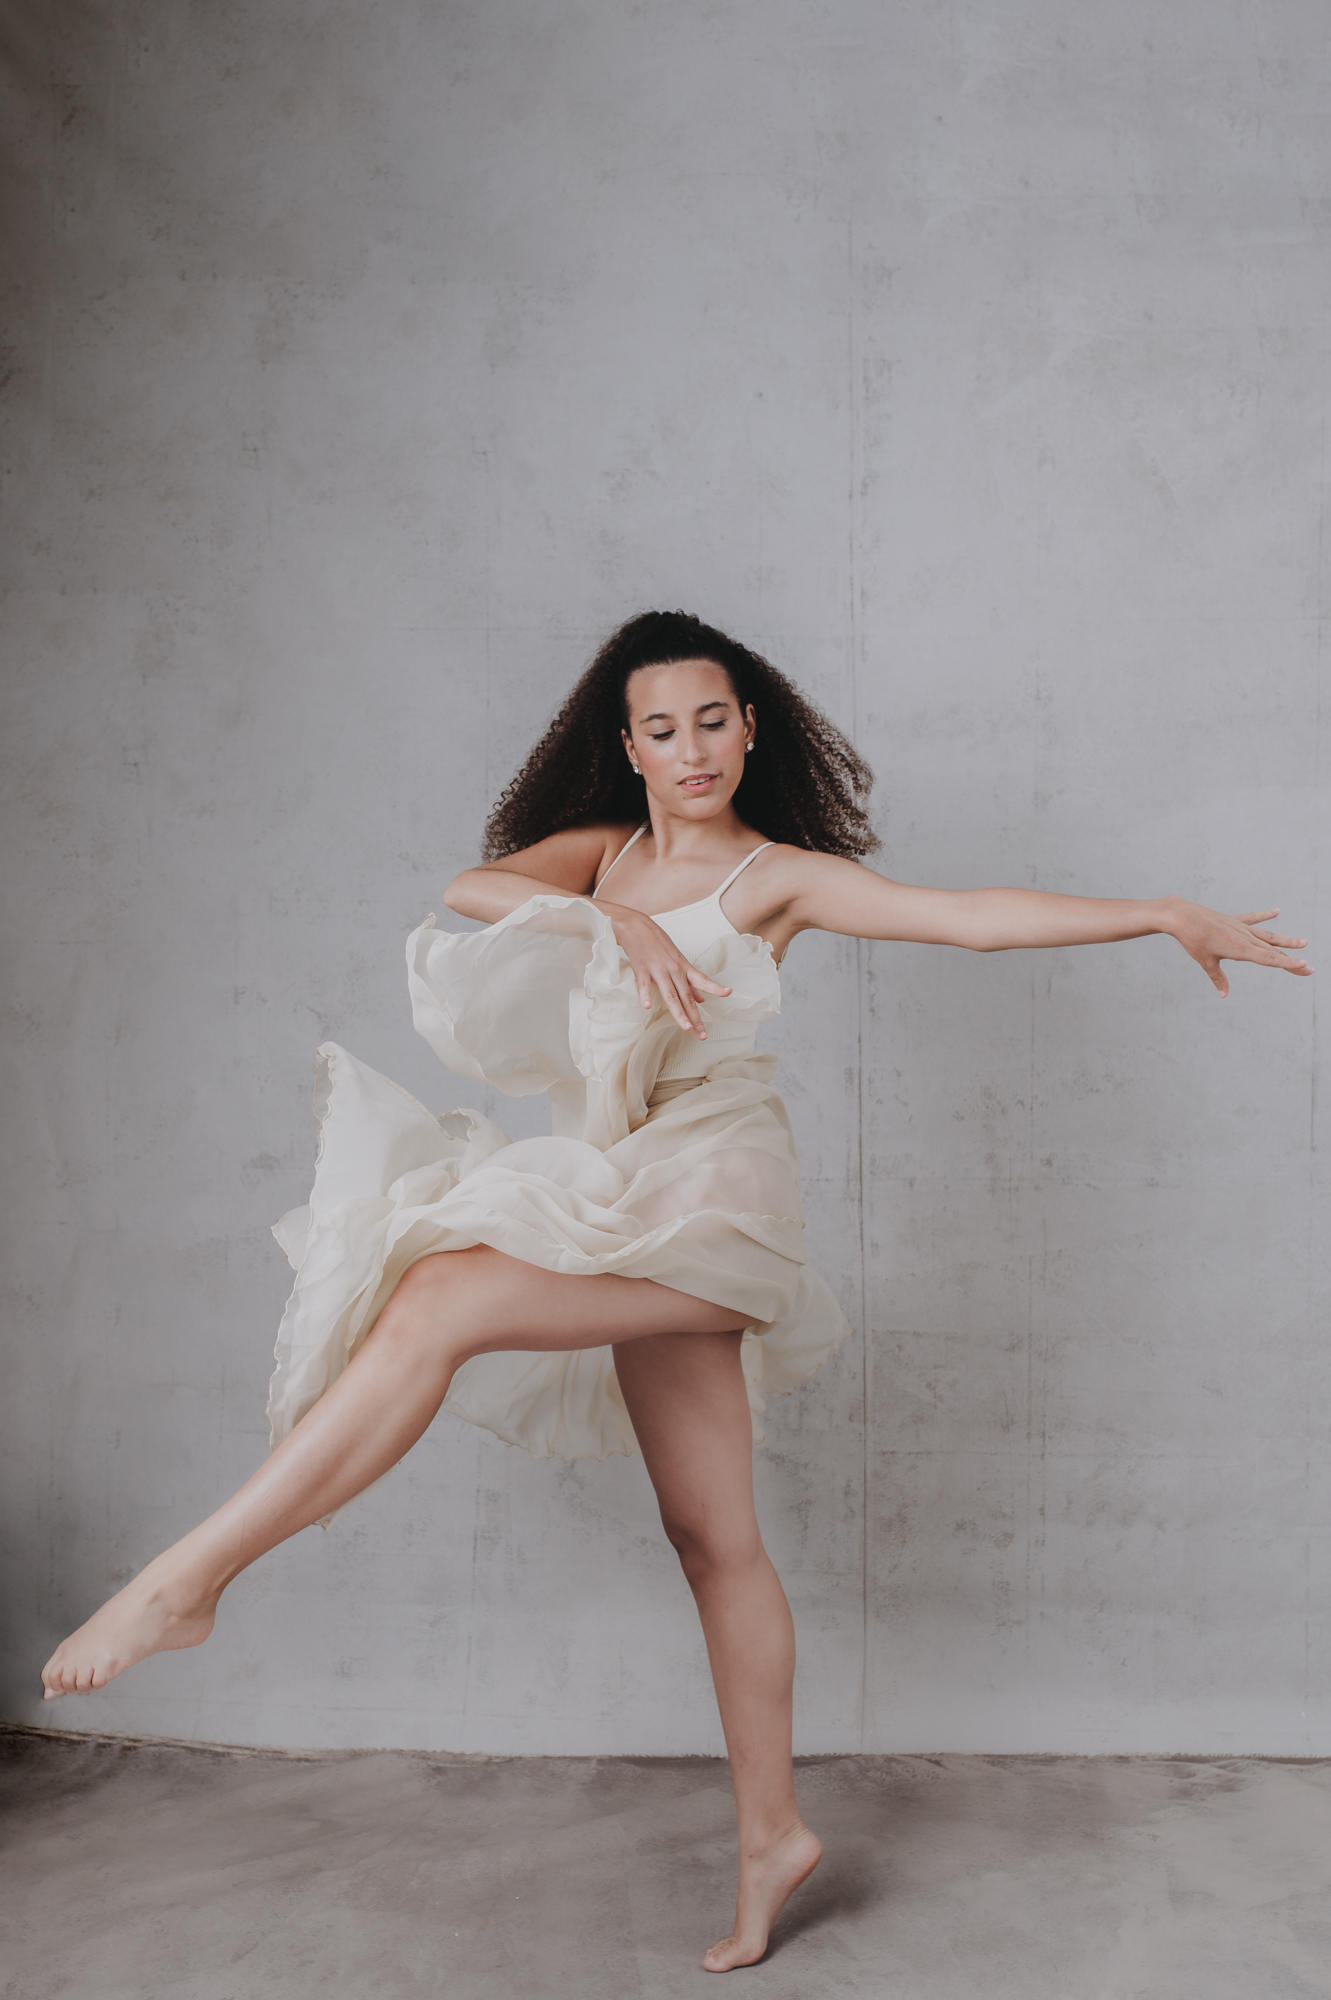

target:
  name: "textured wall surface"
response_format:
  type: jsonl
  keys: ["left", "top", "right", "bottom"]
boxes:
{"left": 2, "top": 0, "right": 1326, "bottom": 1754}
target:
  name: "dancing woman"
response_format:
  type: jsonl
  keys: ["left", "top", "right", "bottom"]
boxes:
{"left": 41, "top": 611, "right": 1309, "bottom": 1971}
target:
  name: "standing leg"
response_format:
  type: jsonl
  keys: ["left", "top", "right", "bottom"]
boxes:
{"left": 40, "top": 1247, "right": 747, "bottom": 1698}
{"left": 612, "top": 1330, "right": 822, "bottom": 1972}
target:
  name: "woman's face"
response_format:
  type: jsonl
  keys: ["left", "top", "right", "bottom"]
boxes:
{"left": 622, "top": 659, "right": 755, "bottom": 821}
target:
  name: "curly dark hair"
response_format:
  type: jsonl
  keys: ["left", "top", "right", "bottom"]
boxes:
{"left": 481, "top": 610, "right": 879, "bottom": 861}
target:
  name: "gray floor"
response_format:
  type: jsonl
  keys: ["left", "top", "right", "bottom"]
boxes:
{"left": 3, "top": 1732, "right": 1330, "bottom": 1999}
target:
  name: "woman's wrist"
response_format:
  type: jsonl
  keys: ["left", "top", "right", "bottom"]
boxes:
{"left": 602, "top": 901, "right": 651, "bottom": 941}
{"left": 1151, "top": 893, "right": 1189, "bottom": 941}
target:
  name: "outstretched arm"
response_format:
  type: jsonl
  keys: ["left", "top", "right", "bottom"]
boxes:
{"left": 782, "top": 854, "right": 1311, "bottom": 997}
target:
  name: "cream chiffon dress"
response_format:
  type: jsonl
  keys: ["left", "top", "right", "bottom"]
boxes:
{"left": 266, "top": 829, "right": 851, "bottom": 1463}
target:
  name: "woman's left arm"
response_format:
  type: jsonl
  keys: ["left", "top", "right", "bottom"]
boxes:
{"left": 781, "top": 853, "right": 1311, "bottom": 997}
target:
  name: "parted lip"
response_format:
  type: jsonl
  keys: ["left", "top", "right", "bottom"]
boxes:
{"left": 679, "top": 772, "right": 719, "bottom": 785}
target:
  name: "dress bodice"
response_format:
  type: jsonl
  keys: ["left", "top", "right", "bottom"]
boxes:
{"left": 407, "top": 879, "right": 781, "bottom": 1140}
{"left": 592, "top": 826, "right": 777, "bottom": 1081}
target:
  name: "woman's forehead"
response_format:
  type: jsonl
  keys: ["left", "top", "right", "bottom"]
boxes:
{"left": 625, "top": 658, "right": 735, "bottom": 716}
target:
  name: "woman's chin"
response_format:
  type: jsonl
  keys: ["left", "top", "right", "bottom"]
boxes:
{"left": 663, "top": 786, "right": 737, "bottom": 818}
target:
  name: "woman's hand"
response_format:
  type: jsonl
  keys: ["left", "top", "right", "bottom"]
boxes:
{"left": 1164, "top": 900, "right": 1311, "bottom": 996}
{"left": 605, "top": 904, "right": 732, "bottom": 1038}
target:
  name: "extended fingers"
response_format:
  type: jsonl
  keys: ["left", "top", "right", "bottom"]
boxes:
{"left": 1212, "top": 906, "right": 1309, "bottom": 972}
{"left": 678, "top": 961, "right": 734, "bottom": 1031}
{"left": 635, "top": 958, "right": 702, "bottom": 1034}
{"left": 1213, "top": 935, "right": 1312, "bottom": 978}
{"left": 632, "top": 954, "right": 728, "bottom": 1037}
{"left": 1238, "top": 938, "right": 1311, "bottom": 971}
{"left": 660, "top": 965, "right": 720, "bottom": 1036}
{"left": 666, "top": 972, "right": 707, "bottom": 1036}
{"left": 1243, "top": 949, "right": 1311, "bottom": 974}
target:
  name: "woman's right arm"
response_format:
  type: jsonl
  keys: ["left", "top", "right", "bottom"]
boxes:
{"left": 444, "top": 826, "right": 617, "bottom": 922}
{"left": 444, "top": 827, "right": 731, "bottom": 1036}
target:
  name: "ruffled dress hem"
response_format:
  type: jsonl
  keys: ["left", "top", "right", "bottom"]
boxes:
{"left": 266, "top": 895, "right": 851, "bottom": 1470}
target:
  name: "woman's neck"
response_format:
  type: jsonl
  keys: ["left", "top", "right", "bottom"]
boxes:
{"left": 640, "top": 799, "right": 753, "bottom": 865}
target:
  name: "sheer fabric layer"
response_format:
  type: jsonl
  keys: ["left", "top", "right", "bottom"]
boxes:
{"left": 267, "top": 895, "right": 851, "bottom": 1462}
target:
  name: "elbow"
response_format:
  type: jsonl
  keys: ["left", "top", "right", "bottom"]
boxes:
{"left": 442, "top": 872, "right": 474, "bottom": 916}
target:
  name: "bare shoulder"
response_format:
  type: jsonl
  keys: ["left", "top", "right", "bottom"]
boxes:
{"left": 727, "top": 843, "right": 905, "bottom": 945}
{"left": 725, "top": 842, "right": 857, "bottom": 921}
{"left": 745, "top": 843, "right": 883, "bottom": 896}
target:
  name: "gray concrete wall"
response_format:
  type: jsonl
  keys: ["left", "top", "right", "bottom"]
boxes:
{"left": 2, "top": 0, "right": 1326, "bottom": 1755}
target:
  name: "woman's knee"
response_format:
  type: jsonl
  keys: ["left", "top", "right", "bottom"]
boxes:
{"left": 375, "top": 1248, "right": 486, "bottom": 1350}
{"left": 660, "top": 1510, "right": 764, "bottom": 1589}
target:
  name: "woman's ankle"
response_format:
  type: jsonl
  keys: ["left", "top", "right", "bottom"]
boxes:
{"left": 132, "top": 1544, "right": 227, "bottom": 1617}
{"left": 736, "top": 1811, "right": 811, "bottom": 1857}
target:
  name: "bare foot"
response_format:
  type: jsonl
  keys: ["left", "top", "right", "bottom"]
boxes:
{"left": 41, "top": 1560, "right": 217, "bottom": 1699}
{"left": 702, "top": 1821, "right": 823, "bottom": 1972}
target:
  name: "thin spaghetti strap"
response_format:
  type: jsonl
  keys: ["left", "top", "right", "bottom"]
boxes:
{"left": 713, "top": 841, "right": 775, "bottom": 900}
{"left": 592, "top": 822, "right": 648, "bottom": 898}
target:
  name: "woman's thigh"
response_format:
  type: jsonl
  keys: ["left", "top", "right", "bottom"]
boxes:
{"left": 611, "top": 1331, "right": 760, "bottom": 1552}
{"left": 390, "top": 1244, "right": 750, "bottom": 1359}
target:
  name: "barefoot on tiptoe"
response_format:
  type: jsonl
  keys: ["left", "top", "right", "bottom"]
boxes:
{"left": 40, "top": 1561, "right": 217, "bottom": 1699}
{"left": 702, "top": 1822, "right": 823, "bottom": 1973}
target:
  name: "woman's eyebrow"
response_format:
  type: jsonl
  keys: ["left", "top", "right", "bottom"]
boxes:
{"left": 639, "top": 700, "right": 730, "bottom": 723}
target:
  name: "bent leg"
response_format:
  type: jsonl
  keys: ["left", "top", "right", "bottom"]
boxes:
{"left": 612, "top": 1332, "right": 821, "bottom": 1971}
{"left": 41, "top": 1247, "right": 747, "bottom": 1699}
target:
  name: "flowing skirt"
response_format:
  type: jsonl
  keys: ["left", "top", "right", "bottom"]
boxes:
{"left": 267, "top": 896, "right": 851, "bottom": 1462}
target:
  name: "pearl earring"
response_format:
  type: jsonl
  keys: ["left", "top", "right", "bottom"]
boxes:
{"left": 745, "top": 741, "right": 754, "bottom": 753}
